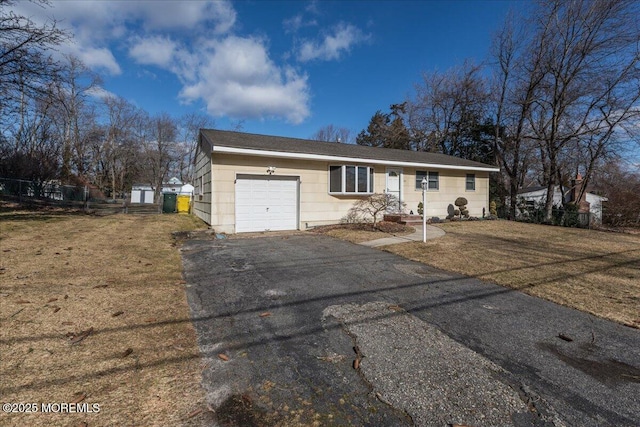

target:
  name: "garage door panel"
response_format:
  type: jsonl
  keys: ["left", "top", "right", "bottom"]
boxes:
{"left": 236, "top": 181, "right": 269, "bottom": 232}
{"left": 235, "top": 177, "right": 298, "bottom": 233}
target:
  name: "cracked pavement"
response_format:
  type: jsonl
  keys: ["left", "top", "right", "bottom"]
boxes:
{"left": 181, "top": 233, "right": 640, "bottom": 427}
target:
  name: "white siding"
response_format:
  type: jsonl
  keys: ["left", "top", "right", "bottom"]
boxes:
{"left": 207, "top": 153, "right": 492, "bottom": 232}
{"left": 192, "top": 138, "right": 212, "bottom": 225}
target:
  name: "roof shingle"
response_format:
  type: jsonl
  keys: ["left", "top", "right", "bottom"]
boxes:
{"left": 200, "top": 129, "right": 499, "bottom": 171}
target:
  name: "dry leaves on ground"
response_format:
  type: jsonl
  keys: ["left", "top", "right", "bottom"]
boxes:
{"left": 0, "top": 207, "right": 211, "bottom": 426}
{"left": 384, "top": 221, "right": 640, "bottom": 327}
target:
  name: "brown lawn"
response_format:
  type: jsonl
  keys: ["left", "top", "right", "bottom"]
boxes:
{"left": 0, "top": 204, "right": 212, "bottom": 426}
{"left": 382, "top": 221, "right": 640, "bottom": 327}
{"left": 312, "top": 222, "right": 415, "bottom": 243}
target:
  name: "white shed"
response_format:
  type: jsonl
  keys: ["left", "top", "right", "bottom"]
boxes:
{"left": 131, "top": 184, "right": 155, "bottom": 204}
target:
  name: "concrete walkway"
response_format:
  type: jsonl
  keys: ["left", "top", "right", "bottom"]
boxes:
{"left": 359, "top": 224, "right": 445, "bottom": 247}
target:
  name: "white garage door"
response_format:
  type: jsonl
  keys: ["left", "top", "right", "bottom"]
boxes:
{"left": 235, "top": 175, "right": 299, "bottom": 233}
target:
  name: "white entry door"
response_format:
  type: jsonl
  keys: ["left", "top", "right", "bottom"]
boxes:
{"left": 235, "top": 176, "right": 299, "bottom": 232}
{"left": 386, "top": 168, "right": 402, "bottom": 211}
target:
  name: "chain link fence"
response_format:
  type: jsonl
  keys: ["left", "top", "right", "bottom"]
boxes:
{"left": 0, "top": 177, "right": 160, "bottom": 215}
{"left": 0, "top": 177, "right": 89, "bottom": 202}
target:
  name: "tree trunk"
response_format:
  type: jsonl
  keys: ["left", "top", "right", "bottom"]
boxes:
{"left": 543, "top": 152, "right": 557, "bottom": 222}
{"left": 110, "top": 162, "right": 116, "bottom": 201}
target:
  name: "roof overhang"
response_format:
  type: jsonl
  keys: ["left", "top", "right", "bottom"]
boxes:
{"left": 212, "top": 145, "right": 500, "bottom": 173}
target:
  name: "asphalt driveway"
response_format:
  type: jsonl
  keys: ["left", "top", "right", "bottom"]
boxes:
{"left": 181, "top": 233, "right": 640, "bottom": 427}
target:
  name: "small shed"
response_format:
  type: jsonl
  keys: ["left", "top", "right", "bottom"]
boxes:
{"left": 131, "top": 184, "right": 155, "bottom": 204}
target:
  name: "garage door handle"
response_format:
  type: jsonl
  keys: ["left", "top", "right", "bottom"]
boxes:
{"left": 266, "top": 207, "right": 269, "bottom": 212}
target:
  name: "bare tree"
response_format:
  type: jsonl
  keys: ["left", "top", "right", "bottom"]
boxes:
{"left": 141, "top": 112, "right": 179, "bottom": 200}
{"left": 311, "top": 124, "right": 353, "bottom": 143}
{"left": 101, "top": 96, "right": 141, "bottom": 199}
{"left": 488, "top": 0, "right": 640, "bottom": 220}
{"left": 0, "top": 0, "right": 70, "bottom": 181}
{"left": 178, "top": 112, "right": 214, "bottom": 183}
{"left": 489, "top": 14, "right": 546, "bottom": 218}
{"left": 49, "top": 55, "right": 102, "bottom": 181}
{"left": 595, "top": 160, "right": 640, "bottom": 227}
{"left": 407, "top": 62, "right": 489, "bottom": 158}
{"left": 0, "top": 0, "right": 68, "bottom": 114}
{"left": 0, "top": 85, "right": 61, "bottom": 184}
{"left": 524, "top": 0, "right": 640, "bottom": 221}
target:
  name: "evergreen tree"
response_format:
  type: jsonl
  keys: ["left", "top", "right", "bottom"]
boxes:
{"left": 356, "top": 104, "right": 412, "bottom": 150}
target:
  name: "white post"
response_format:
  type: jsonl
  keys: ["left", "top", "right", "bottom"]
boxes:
{"left": 421, "top": 177, "right": 427, "bottom": 242}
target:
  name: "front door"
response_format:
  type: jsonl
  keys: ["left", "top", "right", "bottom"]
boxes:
{"left": 386, "top": 168, "right": 402, "bottom": 212}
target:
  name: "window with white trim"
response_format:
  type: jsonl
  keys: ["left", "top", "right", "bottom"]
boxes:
{"left": 415, "top": 171, "right": 439, "bottom": 190}
{"left": 466, "top": 174, "right": 476, "bottom": 191}
{"left": 329, "top": 165, "right": 374, "bottom": 194}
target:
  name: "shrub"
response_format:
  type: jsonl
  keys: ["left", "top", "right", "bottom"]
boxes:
{"left": 341, "top": 210, "right": 364, "bottom": 224}
{"left": 454, "top": 197, "right": 468, "bottom": 207}
{"left": 562, "top": 203, "right": 581, "bottom": 228}
{"left": 345, "top": 193, "right": 405, "bottom": 227}
{"left": 454, "top": 197, "right": 469, "bottom": 219}
{"left": 489, "top": 200, "right": 497, "bottom": 216}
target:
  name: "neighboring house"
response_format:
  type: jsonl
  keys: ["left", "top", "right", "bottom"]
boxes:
{"left": 193, "top": 129, "right": 499, "bottom": 233}
{"left": 130, "top": 178, "right": 192, "bottom": 204}
{"left": 517, "top": 175, "right": 607, "bottom": 223}
{"left": 162, "top": 177, "right": 183, "bottom": 193}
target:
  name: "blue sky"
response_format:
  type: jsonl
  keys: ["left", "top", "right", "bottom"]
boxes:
{"left": 18, "top": 0, "right": 524, "bottom": 140}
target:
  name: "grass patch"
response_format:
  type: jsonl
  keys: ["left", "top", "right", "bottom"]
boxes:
{"left": 0, "top": 206, "right": 211, "bottom": 426}
{"left": 382, "top": 221, "right": 640, "bottom": 327}
{"left": 312, "top": 222, "right": 415, "bottom": 244}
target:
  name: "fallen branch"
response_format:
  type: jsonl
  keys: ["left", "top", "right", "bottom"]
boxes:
{"left": 69, "top": 327, "right": 94, "bottom": 345}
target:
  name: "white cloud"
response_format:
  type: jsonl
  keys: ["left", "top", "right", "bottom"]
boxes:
{"left": 13, "top": 0, "right": 310, "bottom": 123}
{"left": 72, "top": 45, "right": 122, "bottom": 75}
{"left": 14, "top": 0, "right": 237, "bottom": 76}
{"left": 129, "top": 36, "right": 178, "bottom": 67}
{"left": 46, "top": 1, "right": 236, "bottom": 34}
{"left": 284, "top": 14, "right": 304, "bottom": 33}
{"left": 86, "top": 86, "right": 117, "bottom": 100}
{"left": 305, "top": 1, "right": 320, "bottom": 15}
{"left": 283, "top": 14, "right": 317, "bottom": 33}
{"left": 118, "top": 1, "right": 236, "bottom": 33}
{"left": 298, "top": 23, "right": 368, "bottom": 62}
{"left": 179, "top": 37, "right": 310, "bottom": 124}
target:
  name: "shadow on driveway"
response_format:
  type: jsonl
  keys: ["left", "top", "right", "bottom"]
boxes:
{"left": 181, "top": 233, "right": 640, "bottom": 427}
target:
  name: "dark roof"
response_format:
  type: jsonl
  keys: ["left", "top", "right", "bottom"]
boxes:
{"left": 518, "top": 185, "right": 604, "bottom": 197}
{"left": 200, "top": 129, "right": 499, "bottom": 171}
{"left": 517, "top": 186, "right": 547, "bottom": 194}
